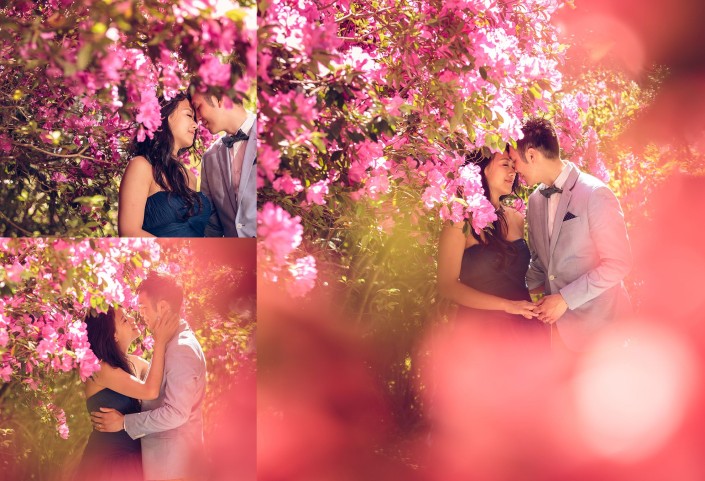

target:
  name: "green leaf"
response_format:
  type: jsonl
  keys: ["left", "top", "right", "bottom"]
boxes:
{"left": 528, "top": 85, "right": 542, "bottom": 99}
{"left": 449, "top": 99, "right": 464, "bottom": 132}
{"left": 76, "top": 44, "right": 93, "bottom": 71}
{"left": 73, "top": 195, "right": 107, "bottom": 205}
{"left": 311, "top": 134, "right": 327, "bottom": 154}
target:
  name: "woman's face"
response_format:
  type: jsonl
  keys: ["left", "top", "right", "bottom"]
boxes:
{"left": 114, "top": 309, "right": 141, "bottom": 347}
{"left": 167, "top": 99, "right": 198, "bottom": 153}
{"left": 484, "top": 151, "right": 516, "bottom": 198}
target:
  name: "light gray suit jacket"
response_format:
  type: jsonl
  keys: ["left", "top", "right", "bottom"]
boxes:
{"left": 201, "top": 119, "right": 257, "bottom": 238}
{"left": 124, "top": 320, "right": 207, "bottom": 480}
{"left": 526, "top": 162, "right": 633, "bottom": 349}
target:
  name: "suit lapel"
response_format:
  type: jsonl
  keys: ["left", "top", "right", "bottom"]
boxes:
{"left": 219, "top": 141, "right": 238, "bottom": 213}
{"left": 238, "top": 120, "right": 257, "bottom": 209}
{"left": 529, "top": 189, "right": 550, "bottom": 266}
{"left": 535, "top": 191, "right": 550, "bottom": 264}
{"left": 549, "top": 163, "right": 579, "bottom": 260}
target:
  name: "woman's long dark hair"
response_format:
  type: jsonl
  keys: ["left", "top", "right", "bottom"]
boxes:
{"left": 85, "top": 307, "right": 134, "bottom": 375}
{"left": 464, "top": 146, "right": 523, "bottom": 266}
{"left": 132, "top": 92, "right": 201, "bottom": 217}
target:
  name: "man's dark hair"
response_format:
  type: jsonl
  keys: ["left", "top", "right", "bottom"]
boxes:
{"left": 516, "top": 117, "right": 560, "bottom": 160}
{"left": 188, "top": 79, "right": 222, "bottom": 107}
{"left": 137, "top": 272, "right": 183, "bottom": 312}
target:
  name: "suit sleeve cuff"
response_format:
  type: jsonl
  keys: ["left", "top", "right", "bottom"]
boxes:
{"left": 559, "top": 284, "right": 584, "bottom": 311}
{"left": 124, "top": 412, "right": 146, "bottom": 440}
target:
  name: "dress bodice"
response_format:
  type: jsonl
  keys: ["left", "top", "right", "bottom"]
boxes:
{"left": 459, "top": 238, "right": 532, "bottom": 302}
{"left": 84, "top": 388, "right": 141, "bottom": 453}
{"left": 457, "top": 238, "right": 547, "bottom": 332}
{"left": 77, "top": 388, "right": 142, "bottom": 480}
{"left": 142, "top": 191, "right": 211, "bottom": 237}
{"left": 86, "top": 387, "right": 141, "bottom": 417}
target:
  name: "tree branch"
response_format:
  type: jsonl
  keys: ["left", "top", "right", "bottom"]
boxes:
{"left": 0, "top": 209, "right": 33, "bottom": 236}
{"left": 12, "top": 143, "right": 91, "bottom": 160}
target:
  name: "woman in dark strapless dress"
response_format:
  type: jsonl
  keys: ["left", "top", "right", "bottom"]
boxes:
{"left": 119, "top": 92, "right": 212, "bottom": 237}
{"left": 437, "top": 147, "right": 546, "bottom": 337}
{"left": 76, "top": 307, "right": 178, "bottom": 481}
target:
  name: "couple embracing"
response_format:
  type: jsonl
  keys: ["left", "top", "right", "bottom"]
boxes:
{"left": 76, "top": 273, "right": 205, "bottom": 481}
{"left": 438, "top": 118, "right": 633, "bottom": 350}
{"left": 118, "top": 86, "right": 256, "bottom": 238}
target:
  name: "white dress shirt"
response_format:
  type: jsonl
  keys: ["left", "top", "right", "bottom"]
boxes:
{"left": 230, "top": 113, "right": 256, "bottom": 194}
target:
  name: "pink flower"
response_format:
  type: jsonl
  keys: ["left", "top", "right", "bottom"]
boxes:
{"left": 470, "top": 200, "right": 499, "bottom": 235}
{"left": 198, "top": 55, "right": 231, "bottom": 87}
{"left": 142, "top": 335, "right": 154, "bottom": 351}
{"left": 4, "top": 261, "right": 24, "bottom": 283}
{"left": 272, "top": 173, "right": 304, "bottom": 194}
{"left": 258, "top": 144, "right": 281, "bottom": 185}
{"left": 0, "top": 364, "right": 12, "bottom": 382}
{"left": 305, "top": 179, "right": 329, "bottom": 205}
{"left": 100, "top": 49, "right": 125, "bottom": 83}
{"left": 136, "top": 91, "right": 162, "bottom": 134}
{"left": 58, "top": 422, "right": 70, "bottom": 440}
{"left": 77, "top": 348, "right": 100, "bottom": 381}
{"left": 258, "top": 203, "right": 303, "bottom": 263}
{"left": 512, "top": 198, "right": 527, "bottom": 217}
{"left": 0, "top": 134, "right": 12, "bottom": 153}
{"left": 287, "top": 255, "right": 317, "bottom": 298}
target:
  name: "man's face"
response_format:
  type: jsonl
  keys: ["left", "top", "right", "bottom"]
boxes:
{"left": 192, "top": 93, "right": 221, "bottom": 134}
{"left": 137, "top": 292, "right": 159, "bottom": 330}
{"left": 508, "top": 146, "right": 533, "bottom": 186}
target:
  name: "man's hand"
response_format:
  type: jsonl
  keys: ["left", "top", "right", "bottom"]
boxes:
{"left": 535, "top": 293, "right": 569, "bottom": 324}
{"left": 90, "top": 407, "right": 125, "bottom": 432}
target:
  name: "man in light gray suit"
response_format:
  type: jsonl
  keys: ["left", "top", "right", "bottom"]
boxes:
{"left": 191, "top": 89, "right": 256, "bottom": 238}
{"left": 91, "top": 273, "right": 207, "bottom": 481}
{"left": 509, "top": 118, "right": 632, "bottom": 349}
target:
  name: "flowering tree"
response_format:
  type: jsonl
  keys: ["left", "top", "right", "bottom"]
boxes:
{"left": 0, "top": 238, "right": 255, "bottom": 480}
{"left": 0, "top": 0, "right": 255, "bottom": 236}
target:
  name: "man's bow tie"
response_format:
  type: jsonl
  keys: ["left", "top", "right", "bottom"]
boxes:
{"left": 540, "top": 185, "right": 563, "bottom": 198}
{"left": 222, "top": 129, "right": 249, "bottom": 148}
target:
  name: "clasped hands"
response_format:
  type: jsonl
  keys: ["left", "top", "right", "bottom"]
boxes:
{"left": 505, "top": 293, "right": 568, "bottom": 324}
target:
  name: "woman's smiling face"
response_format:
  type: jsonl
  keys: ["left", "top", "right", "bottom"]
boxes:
{"left": 484, "top": 151, "right": 517, "bottom": 198}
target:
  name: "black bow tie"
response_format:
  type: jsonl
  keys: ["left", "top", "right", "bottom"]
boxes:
{"left": 540, "top": 185, "right": 563, "bottom": 198}
{"left": 222, "top": 129, "right": 249, "bottom": 148}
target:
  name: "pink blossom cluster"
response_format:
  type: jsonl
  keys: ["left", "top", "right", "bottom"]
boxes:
{"left": 257, "top": 203, "right": 317, "bottom": 298}
{"left": 552, "top": 91, "right": 610, "bottom": 182}
{"left": 41, "top": 402, "right": 70, "bottom": 440}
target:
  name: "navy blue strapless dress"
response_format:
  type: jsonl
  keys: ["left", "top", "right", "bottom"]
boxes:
{"left": 76, "top": 388, "right": 142, "bottom": 481}
{"left": 142, "top": 191, "right": 212, "bottom": 237}
{"left": 457, "top": 238, "right": 546, "bottom": 334}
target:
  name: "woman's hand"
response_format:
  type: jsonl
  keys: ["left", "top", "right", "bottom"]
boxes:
{"left": 503, "top": 300, "right": 537, "bottom": 319}
{"left": 151, "top": 312, "right": 180, "bottom": 344}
